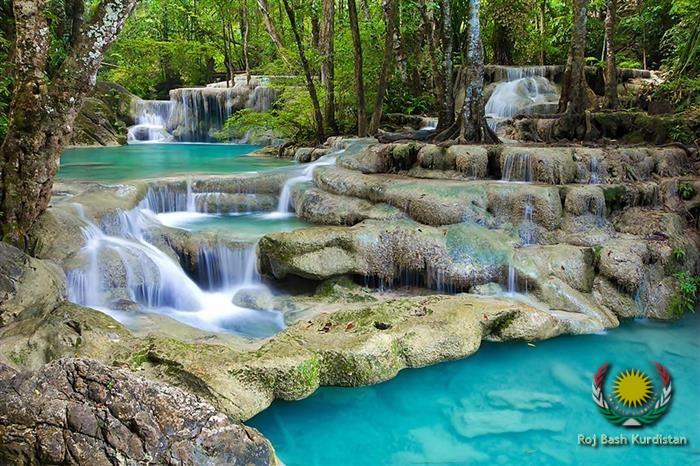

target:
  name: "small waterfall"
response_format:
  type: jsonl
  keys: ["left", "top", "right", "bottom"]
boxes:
{"left": 507, "top": 263, "right": 517, "bottom": 294}
{"left": 519, "top": 195, "right": 535, "bottom": 246}
{"left": 128, "top": 99, "right": 175, "bottom": 143}
{"left": 273, "top": 149, "right": 344, "bottom": 215}
{"left": 196, "top": 243, "right": 259, "bottom": 290}
{"left": 419, "top": 117, "right": 438, "bottom": 130}
{"left": 139, "top": 180, "right": 196, "bottom": 213}
{"left": 502, "top": 152, "right": 534, "bottom": 182}
{"left": 67, "top": 208, "right": 205, "bottom": 310}
{"left": 590, "top": 156, "right": 603, "bottom": 184}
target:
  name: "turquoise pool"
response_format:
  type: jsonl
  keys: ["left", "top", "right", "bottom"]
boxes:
{"left": 59, "top": 143, "right": 293, "bottom": 181}
{"left": 250, "top": 315, "right": 700, "bottom": 465}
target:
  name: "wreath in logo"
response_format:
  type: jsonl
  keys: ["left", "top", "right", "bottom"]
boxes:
{"left": 592, "top": 362, "right": 672, "bottom": 427}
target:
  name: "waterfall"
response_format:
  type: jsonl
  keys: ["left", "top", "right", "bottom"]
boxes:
{"left": 419, "top": 117, "right": 438, "bottom": 130}
{"left": 485, "top": 68, "right": 560, "bottom": 130}
{"left": 519, "top": 195, "right": 535, "bottom": 246}
{"left": 590, "top": 156, "right": 603, "bottom": 184}
{"left": 272, "top": 149, "right": 345, "bottom": 215}
{"left": 139, "top": 180, "right": 196, "bottom": 213}
{"left": 128, "top": 99, "right": 175, "bottom": 143}
{"left": 507, "top": 263, "right": 517, "bottom": 294}
{"left": 502, "top": 152, "right": 534, "bottom": 182}
{"left": 67, "top": 208, "right": 205, "bottom": 310}
{"left": 65, "top": 203, "right": 284, "bottom": 336}
{"left": 127, "top": 76, "right": 278, "bottom": 143}
{"left": 196, "top": 243, "right": 259, "bottom": 290}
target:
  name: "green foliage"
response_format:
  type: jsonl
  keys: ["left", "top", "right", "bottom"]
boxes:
{"left": 217, "top": 86, "right": 317, "bottom": 143}
{"left": 670, "top": 271, "right": 700, "bottom": 316}
{"left": 384, "top": 79, "right": 433, "bottom": 115}
{"left": 653, "top": 77, "right": 700, "bottom": 114}
{"left": 678, "top": 181, "right": 696, "bottom": 200}
{"left": 672, "top": 246, "right": 687, "bottom": 261}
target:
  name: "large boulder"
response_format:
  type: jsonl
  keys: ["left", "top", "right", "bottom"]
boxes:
{"left": 0, "top": 242, "right": 65, "bottom": 327}
{"left": 0, "top": 358, "right": 276, "bottom": 465}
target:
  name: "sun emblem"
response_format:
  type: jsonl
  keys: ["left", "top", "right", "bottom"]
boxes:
{"left": 592, "top": 362, "right": 673, "bottom": 427}
{"left": 613, "top": 369, "right": 652, "bottom": 408}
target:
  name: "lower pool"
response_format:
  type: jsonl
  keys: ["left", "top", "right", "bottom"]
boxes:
{"left": 249, "top": 315, "right": 700, "bottom": 465}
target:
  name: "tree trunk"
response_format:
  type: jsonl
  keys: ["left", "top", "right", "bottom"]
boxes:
{"left": 348, "top": 0, "right": 367, "bottom": 137}
{"left": 369, "top": 0, "right": 399, "bottom": 135}
{"left": 242, "top": 3, "right": 251, "bottom": 85}
{"left": 438, "top": 0, "right": 455, "bottom": 129}
{"left": 281, "top": 0, "right": 325, "bottom": 144}
{"left": 0, "top": 0, "right": 138, "bottom": 247}
{"left": 492, "top": 23, "right": 513, "bottom": 65}
{"left": 604, "top": 0, "right": 618, "bottom": 109}
{"left": 321, "top": 0, "right": 338, "bottom": 134}
{"left": 554, "top": 0, "right": 589, "bottom": 139}
{"left": 539, "top": 0, "right": 546, "bottom": 65}
{"left": 257, "top": 0, "right": 285, "bottom": 49}
{"left": 436, "top": 0, "right": 498, "bottom": 143}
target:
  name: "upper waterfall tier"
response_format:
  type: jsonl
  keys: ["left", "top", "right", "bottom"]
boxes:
{"left": 128, "top": 75, "right": 279, "bottom": 143}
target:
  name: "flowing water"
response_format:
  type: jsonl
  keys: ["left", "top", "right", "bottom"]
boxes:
{"left": 485, "top": 68, "right": 560, "bottom": 130}
{"left": 59, "top": 144, "right": 306, "bottom": 337}
{"left": 250, "top": 314, "right": 700, "bottom": 465}
{"left": 272, "top": 149, "right": 344, "bottom": 216}
{"left": 128, "top": 76, "right": 278, "bottom": 143}
{"left": 59, "top": 143, "right": 292, "bottom": 182}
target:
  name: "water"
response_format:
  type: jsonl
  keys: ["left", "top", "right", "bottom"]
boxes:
{"left": 273, "top": 149, "right": 343, "bottom": 215}
{"left": 59, "top": 144, "right": 292, "bottom": 182}
{"left": 590, "top": 156, "right": 603, "bottom": 184}
{"left": 157, "top": 211, "right": 310, "bottom": 243}
{"left": 486, "top": 70, "right": 559, "bottom": 130}
{"left": 128, "top": 99, "right": 174, "bottom": 143}
{"left": 127, "top": 76, "right": 278, "bottom": 143}
{"left": 66, "top": 206, "right": 286, "bottom": 338}
{"left": 250, "top": 315, "right": 700, "bottom": 465}
{"left": 502, "top": 152, "right": 534, "bottom": 182}
{"left": 520, "top": 195, "right": 536, "bottom": 246}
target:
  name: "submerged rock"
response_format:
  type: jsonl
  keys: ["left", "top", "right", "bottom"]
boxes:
{"left": 0, "top": 358, "right": 276, "bottom": 465}
{"left": 233, "top": 287, "right": 275, "bottom": 311}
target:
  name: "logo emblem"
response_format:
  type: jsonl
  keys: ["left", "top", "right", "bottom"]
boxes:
{"left": 592, "top": 362, "right": 672, "bottom": 427}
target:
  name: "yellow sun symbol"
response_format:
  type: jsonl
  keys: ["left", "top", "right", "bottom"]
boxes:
{"left": 614, "top": 369, "right": 653, "bottom": 408}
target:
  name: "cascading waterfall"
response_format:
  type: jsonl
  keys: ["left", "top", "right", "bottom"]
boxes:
{"left": 485, "top": 67, "right": 560, "bottom": 130}
{"left": 65, "top": 202, "right": 285, "bottom": 337}
{"left": 127, "top": 76, "right": 278, "bottom": 143}
{"left": 273, "top": 149, "right": 345, "bottom": 216}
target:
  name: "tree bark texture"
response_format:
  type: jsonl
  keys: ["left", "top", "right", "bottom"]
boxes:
{"left": 348, "top": 0, "right": 367, "bottom": 137}
{"left": 604, "top": 0, "right": 618, "bottom": 109}
{"left": 369, "top": 0, "right": 399, "bottom": 135}
{"left": 281, "top": 0, "right": 325, "bottom": 144}
{"left": 321, "top": 0, "right": 338, "bottom": 134}
{"left": 0, "top": 0, "right": 138, "bottom": 246}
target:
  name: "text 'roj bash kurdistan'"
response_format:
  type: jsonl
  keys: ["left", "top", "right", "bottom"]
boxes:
{"left": 1, "top": 0, "right": 699, "bottom": 464}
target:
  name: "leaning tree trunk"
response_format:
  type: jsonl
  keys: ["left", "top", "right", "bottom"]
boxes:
{"left": 281, "top": 0, "right": 325, "bottom": 144}
{"left": 437, "top": 0, "right": 455, "bottom": 130}
{"left": 0, "top": 0, "right": 138, "bottom": 247}
{"left": 348, "top": 0, "right": 367, "bottom": 137}
{"left": 369, "top": 0, "right": 399, "bottom": 135}
{"left": 436, "top": 0, "right": 498, "bottom": 143}
{"left": 257, "top": 0, "right": 285, "bottom": 49}
{"left": 604, "top": 0, "right": 618, "bottom": 109}
{"left": 321, "top": 0, "right": 338, "bottom": 134}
